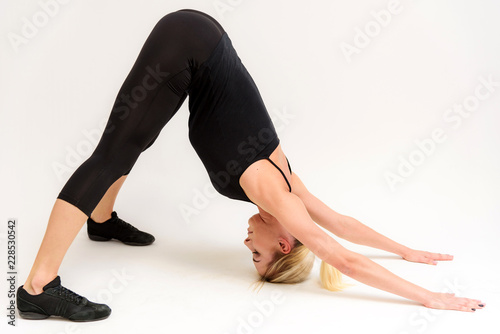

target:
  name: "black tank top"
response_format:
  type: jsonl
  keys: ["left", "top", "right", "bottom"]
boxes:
{"left": 187, "top": 33, "right": 291, "bottom": 203}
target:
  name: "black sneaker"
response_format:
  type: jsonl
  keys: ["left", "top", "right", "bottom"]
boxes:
{"left": 17, "top": 276, "right": 111, "bottom": 322}
{"left": 87, "top": 211, "right": 155, "bottom": 246}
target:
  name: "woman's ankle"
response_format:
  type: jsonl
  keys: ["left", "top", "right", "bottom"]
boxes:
{"left": 25, "top": 273, "right": 58, "bottom": 295}
{"left": 90, "top": 212, "right": 112, "bottom": 223}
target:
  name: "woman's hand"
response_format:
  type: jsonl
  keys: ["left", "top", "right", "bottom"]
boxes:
{"left": 424, "top": 292, "right": 485, "bottom": 312}
{"left": 402, "top": 249, "right": 453, "bottom": 265}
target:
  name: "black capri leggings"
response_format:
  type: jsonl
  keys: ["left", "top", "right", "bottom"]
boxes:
{"left": 58, "top": 10, "right": 225, "bottom": 216}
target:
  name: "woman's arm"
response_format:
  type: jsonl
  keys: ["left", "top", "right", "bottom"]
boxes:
{"left": 291, "top": 173, "right": 453, "bottom": 264}
{"left": 240, "top": 167, "right": 483, "bottom": 311}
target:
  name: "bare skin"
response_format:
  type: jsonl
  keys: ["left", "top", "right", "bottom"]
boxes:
{"left": 23, "top": 142, "right": 484, "bottom": 313}
{"left": 244, "top": 210, "right": 294, "bottom": 275}
{"left": 240, "top": 144, "right": 485, "bottom": 312}
{"left": 23, "top": 175, "right": 127, "bottom": 295}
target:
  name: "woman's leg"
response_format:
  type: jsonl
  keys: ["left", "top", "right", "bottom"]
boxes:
{"left": 23, "top": 91, "right": 187, "bottom": 295}
{"left": 23, "top": 199, "right": 88, "bottom": 295}
{"left": 24, "top": 175, "right": 125, "bottom": 294}
{"left": 21, "top": 12, "right": 195, "bottom": 294}
{"left": 18, "top": 10, "right": 225, "bottom": 320}
{"left": 86, "top": 174, "right": 155, "bottom": 246}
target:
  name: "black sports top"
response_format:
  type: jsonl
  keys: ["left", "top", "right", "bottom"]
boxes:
{"left": 187, "top": 33, "right": 292, "bottom": 202}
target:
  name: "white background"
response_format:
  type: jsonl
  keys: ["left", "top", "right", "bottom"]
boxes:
{"left": 1, "top": 0, "right": 499, "bottom": 333}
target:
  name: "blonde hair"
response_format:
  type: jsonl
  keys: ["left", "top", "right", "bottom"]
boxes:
{"left": 254, "top": 239, "right": 349, "bottom": 292}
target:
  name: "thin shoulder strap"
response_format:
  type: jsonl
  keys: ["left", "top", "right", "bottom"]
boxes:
{"left": 265, "top": 157, "right": 292, "bottom": 192}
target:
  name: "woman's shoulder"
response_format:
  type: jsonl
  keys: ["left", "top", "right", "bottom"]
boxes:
{"left": 240, "top": 145, "right": 296, "bottom": 205}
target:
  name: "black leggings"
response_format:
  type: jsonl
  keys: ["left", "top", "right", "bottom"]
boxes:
{"left": 58, "top": 10, "right": 225, "bottom": 216}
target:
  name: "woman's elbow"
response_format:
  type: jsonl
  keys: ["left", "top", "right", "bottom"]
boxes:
{"left": 337, "top": 260, "right": 355, "bottom": 276}
{"left": 328, "top": 251, "right": 358, "bottom": 276}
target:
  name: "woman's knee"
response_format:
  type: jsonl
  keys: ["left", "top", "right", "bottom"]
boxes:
{"left": 89, "top": 145, "right": 140, "bottom": 176}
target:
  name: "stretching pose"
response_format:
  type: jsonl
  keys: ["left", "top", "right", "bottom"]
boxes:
{"left": 17, "top": 9, "right": 484, "bottom": 322}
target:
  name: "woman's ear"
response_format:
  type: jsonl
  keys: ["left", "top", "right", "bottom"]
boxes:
{"left": 278, "top": 238, "right": 292, "bottom": 254}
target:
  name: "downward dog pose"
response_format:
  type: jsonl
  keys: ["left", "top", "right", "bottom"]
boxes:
{"left": 17, "top": 9, "right": 485, "bottom": 321}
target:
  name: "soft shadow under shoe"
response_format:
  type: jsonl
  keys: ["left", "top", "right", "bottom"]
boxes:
{"left": 17, "top": 276, "right": 111, "bottom": 322}
{"left": 87, "top": 211, "right": 155, "bottom": 246}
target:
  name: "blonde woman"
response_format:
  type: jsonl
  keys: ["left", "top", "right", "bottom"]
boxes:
{"left": 17, "top": 9, "right": 484, "bottom": 322}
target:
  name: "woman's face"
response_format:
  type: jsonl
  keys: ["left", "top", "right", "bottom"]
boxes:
{"left": 243, "top": 212, "right": 293, "bottom": 276}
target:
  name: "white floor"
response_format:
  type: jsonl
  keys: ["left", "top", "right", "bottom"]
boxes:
{"left": 1, "top": 1, "right": 500, "bottom": 333}
{"left": 2, "top": 190, "right": 499, "bottom": 334}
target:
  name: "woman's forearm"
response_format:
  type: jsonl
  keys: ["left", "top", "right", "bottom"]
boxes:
{"left": 299, "top": 189, "right": 411, "bottom": 257}
{"left": 341, "top": 251, "right": 431, "bottom": 305}
{"left": 340, "top": 215, "right": 411, "bottom": 257}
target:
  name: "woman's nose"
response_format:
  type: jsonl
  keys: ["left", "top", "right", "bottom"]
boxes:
{"left": 244, "top": 238, "right": 250, "bottom": 247}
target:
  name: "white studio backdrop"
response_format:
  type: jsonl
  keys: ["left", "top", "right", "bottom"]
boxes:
{"left": 1, "top": 1, "right": 499, "bottom": 334}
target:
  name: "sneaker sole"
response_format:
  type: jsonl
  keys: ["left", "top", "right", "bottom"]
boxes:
{"left": 19, "top": 311, "right": 110, "bottom": 322}
{"left": 122, "top": 240, "right": 154, "bottom": 246}
{"left": 88, "top": 234, "right": 112, "bottom": 242}
{"left": 88, "top": 234, "right": 154, "bottom": 246}
{"left": 19, "top": 311, "right": 50, "bottom": 320}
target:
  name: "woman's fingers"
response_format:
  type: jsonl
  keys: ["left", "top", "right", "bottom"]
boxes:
{"left": 425, "top": 252, "right": 453, "bottom": 264}
{"left": 403, "top": 250, "right": 453, "bottom": 265}
{"left": 432, "top": 253, "right": 454, "bottom": 261}
{"left": 460, "top": 297, "right": 485, "bottom": 309}
{"left": 451, "top": 297, "right": 485, "bottom": 312}
{"left": 424, "top": 255, "right": 438, "bottom": 265}
{"left": 424, "top": 293, "right": 485, "bottom": 312}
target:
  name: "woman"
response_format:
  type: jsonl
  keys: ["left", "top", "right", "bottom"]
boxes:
{"left": 17, "top": 9, "right": 484, "bottom": 322}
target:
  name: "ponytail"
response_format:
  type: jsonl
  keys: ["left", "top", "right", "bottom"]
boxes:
{"left": 319, "top": 260, "right": 349, "bottom": 291}
{"left": 255, "top": 239, "right": 349, "bottom": 292}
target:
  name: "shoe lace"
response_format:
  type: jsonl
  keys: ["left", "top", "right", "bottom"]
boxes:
{"left": 116, "top": 217, "right": 139, "bottom": 233}
{"left": 54, "top": 285, "right": 84, "bottom": 304}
